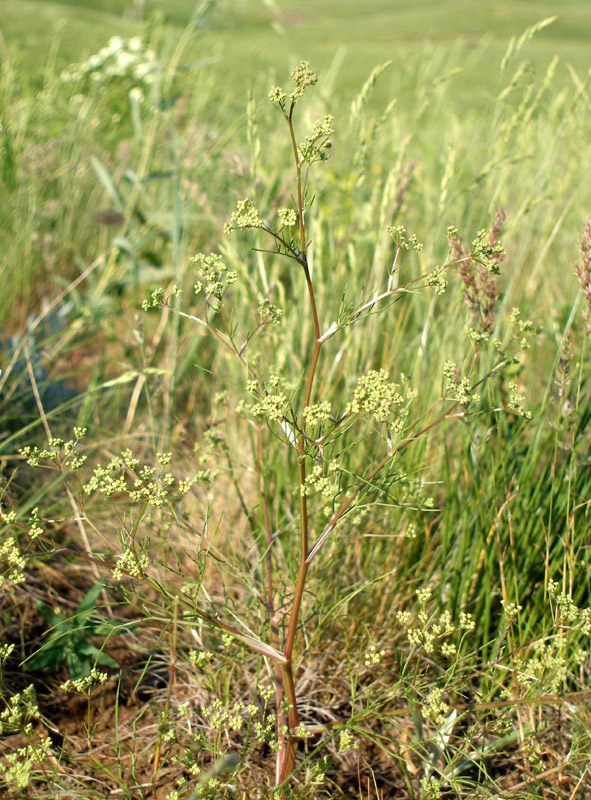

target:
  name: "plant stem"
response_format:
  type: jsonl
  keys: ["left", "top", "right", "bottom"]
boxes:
{"left": 275, "top": 107, "right": 324, "bottom": 786}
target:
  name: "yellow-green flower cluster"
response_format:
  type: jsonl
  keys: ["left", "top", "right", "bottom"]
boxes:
{"left": 2, "top": 738, "right": 53, "bottom": 792}
{"left": 141, "top": 287, "right": 165, "bottom": 311}
{"left": 83, "top": 449, "right": 201, "bottom": 506}
{"left": 60, "top": 668, "right": 108, "bottom": 695}
{"left": 268, "top": 86, "right": 287, "bottom": 105}
{"left": 364, "top": 643, "right": 386, "bottom": 667}
{"left": 0, "top": 684, "right": 40, "bottom": 735}
{"left": 346, "top": 369, "right": 407, "bottom": 423}
{"left": 302, "top": 401, "right": 332, "bottom": 426}
{"left": 510, "top": 307, "right": 538, "bottom": 350}
{"left": 300, "top": 462, "right": 338, "bottom": 498}
{"left": 397, "top": 595, "right": 474, "bottom": 658}
{"left": 278, "top": 207, "right": 297, "bottom": 229}
{"left": 251, "top": 378, "right": 288, "bottom": 424}
{"left": 387, "top": 225, "right": 423, "bottom": 251}
{"left": 515, "top": 639, "right": 570, "bottom": 695}
{"left": 268, "top": 61, "right": 318, "bottom": 112}
{"left": 443, "top": 361, "right": 479, "bottom": 406}
{"left": 421, "top": 686, "right": 449, "bottom": 725}
{"left": 201, "top": 697, "right": 280, "bottom": 749}
{"left": 224, "top": 198, "right": 263, "bottom": 234}
{"left": 83, "top": 457, "right": 128, "bottom": 497}
{"left": 112, "top": 546, "right": 149, "bottom": 581}
{"left": 192, "top": 252, "right": 238, "bottom": 300}
{"left": 510, "top": 586, "right": 590, "bottom": 694}
{"left": 420, "top": 776, "right": 443, "bottom": 800}
{"left": 19, "top": 428, "right": 87, "bottom": 471}
{"left": 523, "top": 737, "right": 544, "bottom": 774}
{"left": 502, "top": 600, "right": 523, "bottom": 621}
{"left": 258, "top": 297, "right": 284, "bottom": 325}
{"left": 470, "top": 228, "right": 505, "bottom": 274}
{"left": 427, "top": 265, "right": 448, "bottom": 295}
{"left": 338, "top": 728, "right": 358, "bottom": 752}
{"left": 290, "top": 60, "right": 318, "bottom": 99}
{"left": 27, "top": 508, "right": 43, "bottom": 540}
{"left": 0, "top": 536, "right": 26, "bottom": 587}
{"left": 506, "top": 381, "right": 531, "bottom": 419}
{"left": 548, "top": 581, "right": 591, "bottom": 635}
{"left": 300, "top": 115, "right": 334, "bottom": 162}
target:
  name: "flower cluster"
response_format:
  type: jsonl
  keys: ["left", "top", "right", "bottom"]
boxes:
{"left": 60, "top": 668, "right": 108, "bottom": 695}
{"left": 250, "top": 376, "right": 289, "bottom": 424}
{"left": 443, "top": 361, "right": 479, "bottom": 406}
{"left": 364, "top": 643, "right": 386, "bottom": 667}
{"left": 523, "top": 737, "right": 545, "bottom": 774}
{"left": 506, "top": 381, "right": 531, "bottom": 419}
{"left": 510, "top": 584, "right": 590, "bottom": 694}
{"left": 258, "top": 297, "right": 284, "bottom": 325}
{"left": 338, "top": 728, "right": 358, "bottom": 752}
{"left": 19, "top": 428, "right": 88, "bottom": 471}
{"left": 199, "top": 695, "right": 285, "bottom": 753}
{"left": 61, "top": 36, "right": 157, "bottom": 91}
{"left": 548, "top": 580, "right": 591, "bottom": 635}
{"left": 269, "top": 60, "right": 318, "bottom": 110}
{"left": 422, "top": 686, "right": 449, "bottom": 725}
{"left": 290, "top": 60, "right": 318, "bottom": 99}
{"left": 509, "top": 307, "right": 538, "bottom": 350}
{"left": 427, "top": 264, "right": 448, "bottom": 295}
{"left": 396, "top": 590, "right": 475, "bottom": 658}
{"left": 192, "top": 252, "right": 238, "bottom": 301}
{"left": 300, "top": 115, "right": 334, "bottom": 162}
{"left": 277, "top": 207, "right": 297, "bottom": 229}
{"left": 0, "top": 535, "right": 26, "bottom": 587}
{"left": 0, "top": 684, "right": 40, "bottom": 735}
{"left": 346, "top": 369, "right": 410, "bottom": 425}
{"left": 141, "top": 287, "right": 166, "bottom": 311}
{"left": 302, "top": 401, "right": 332, "bottom": 426}
{"left": 83, "top": 448, "right": 201, "bottom": 507}
{"left": 224, "top": 198, "right": 264, "bottom": 234}
{"left": 502, "top": 600, "right": 523, "bottom": 621}
{"left": 420, "top": 777, "right": 443, "bottom": 800}
{"left": 112, "top": 546, "right": 150, "bottom": 581}
{"left": 387, "top": 225, "right": 423, "bottom": 251}
{"left": 300, "top": 460, "right": 339, "bottom": 499}
{"left": 470, "top": 225, "right": 505, "bottom": 275}
{"left": 1, "top": 738, "right": 53, "bottom": 792}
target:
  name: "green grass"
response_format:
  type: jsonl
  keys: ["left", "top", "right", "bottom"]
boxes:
{"left": 3, "top": 0, "right": 591, "bottom": 99}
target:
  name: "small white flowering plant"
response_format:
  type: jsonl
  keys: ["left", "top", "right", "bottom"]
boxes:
{"left": 61, "top": 35, "right": 158, "bottom": 95}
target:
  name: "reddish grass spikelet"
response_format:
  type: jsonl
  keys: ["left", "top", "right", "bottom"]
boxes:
{"left": 575, "top": 220, "right": 591, "bottom": 335}
{"left": 451, "top": 210, "right": 505, "bottom": 335}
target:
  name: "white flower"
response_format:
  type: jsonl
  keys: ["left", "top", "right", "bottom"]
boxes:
{"left": 129, "top": 87, "right": 145, "bottom": 104}
{"left": 128, "top": 36, "right": 142, "bottom": 52}
{"left": 108, "top": 36, "right": 124, "bottom": 53}
{"left": 134, "top": 62, "right": 153, "bottom": 80}
{"left": 116, "top": 50, "right": 137, "bottom": 70}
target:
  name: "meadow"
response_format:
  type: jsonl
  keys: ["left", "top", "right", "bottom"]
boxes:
{"left": 1, "top": 1, "right": 591, "bottom": 798}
